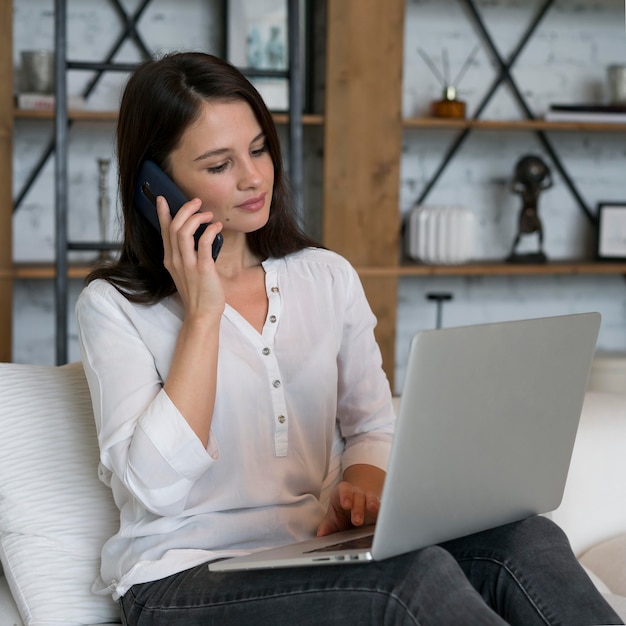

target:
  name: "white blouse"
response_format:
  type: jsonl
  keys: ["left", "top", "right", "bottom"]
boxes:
{"left": 76, "top": 247, "right": 395, "bottom": 600}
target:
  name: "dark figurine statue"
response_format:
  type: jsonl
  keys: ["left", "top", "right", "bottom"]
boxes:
{"left": 507, "top": 155, "right": 552, "bottom": 263}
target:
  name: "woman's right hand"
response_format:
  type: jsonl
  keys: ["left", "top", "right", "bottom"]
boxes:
{"left": 157, "top": 195, "right": 225, "bottom": 320}
{"left": 157, "top": 195, "right": 225, "bottom": 446}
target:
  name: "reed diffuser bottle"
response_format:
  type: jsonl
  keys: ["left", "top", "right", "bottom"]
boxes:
{"left": 418, "top": 45, "right": 479, "bottom": 120}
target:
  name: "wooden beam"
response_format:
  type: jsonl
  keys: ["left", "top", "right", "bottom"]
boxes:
{"left": 323, "top": 0, "right": 405, "bottom": 387}
{"left": 0, "top": 0, "right": 13, "bottom": 362}
{"left": 361, "top": 276, "right": 398, "bottom": 390}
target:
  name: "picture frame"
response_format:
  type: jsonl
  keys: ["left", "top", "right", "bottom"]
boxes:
{"left": 226, "top": 0, "right": 307, "bottom": 112}
{"left": 597, "top": 202, "right": 626, "bottom": 260}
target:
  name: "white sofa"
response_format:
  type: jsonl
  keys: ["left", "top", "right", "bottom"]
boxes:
{"left": 1, "top": 361, "right": 625, "bottom": 625}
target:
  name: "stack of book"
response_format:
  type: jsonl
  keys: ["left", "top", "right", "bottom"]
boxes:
{"left": 545, "top": 103, "right": 626, "bottom": 123}
{"left": 15, "top": 93, "right": 86, "bottom": 111}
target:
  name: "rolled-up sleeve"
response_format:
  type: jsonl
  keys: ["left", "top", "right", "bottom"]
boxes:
{"left": 334, "top": 264, "right": 395, "bottom": 474}
{"left": 76, "top": 282, "right": 217, "bottom": 516}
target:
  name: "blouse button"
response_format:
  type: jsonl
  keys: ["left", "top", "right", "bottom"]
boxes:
{"left": 262, "top": 347, "right": 270, "bottom": 356}
{"left": 277, "top": 415, "right": 286, "bottom": 424}
{"left": 273, "top": 379, "right": 281, "bottom": 388}
{"left": 269, "top": 315, "right": 277, "bottom": 323}
{"left": 271, "top": 286, "right": 279, "bottom": 293}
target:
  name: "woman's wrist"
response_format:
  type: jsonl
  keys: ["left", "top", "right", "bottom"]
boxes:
{"left": 343, "top": 464, "right": 386, "bottom": 498}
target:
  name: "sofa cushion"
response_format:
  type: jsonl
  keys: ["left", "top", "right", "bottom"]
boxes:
{"left": 549, "top": 391, "right": 626, "bottom": 556}
{"left": 0, "top": 362, "right": 121, "bottom": 625}
{"left": 581, "top": 564, "right": 612, "bottom": 594}
{"left": 581, "top": 533, "right": 626, "bottom": 597}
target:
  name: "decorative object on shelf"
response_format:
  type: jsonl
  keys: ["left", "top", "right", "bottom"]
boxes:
{"left": 17, "top": 49, "right": 85, "bottom": 111}
{"left": 15, "top": 92, "right": 85, "bottom": 111}
{"left": 226, "top": 0, "right": 306, "bottom": 112}
{"left": 97, "top": 158, "right": 112, "bottom": 259}
{"left": 607, "top": 65, "right": 626, "bottom": 104}
{"left": 20, "top": 50, "right": 55, "bottom": 94}
{"left": 431, "top": 86, "right": 466, "bottom": 120}
{"left": 507, "top": 155, "right": 552, "bottom": 264}
{"left": 417, "top": 45, "right": 479, "bottom": 119}
{"left": 405, "top": 205, "right": 476, "bottom": 265}
{"left": 597, "top": 202, "right": 626, "bottom": 260}
{"left": 545, "top": 103, "right": 626, "bottom": 124}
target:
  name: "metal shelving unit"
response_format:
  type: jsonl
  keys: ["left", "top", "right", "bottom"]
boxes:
{"left": 6, "top": 1, "right": 624, "bottom": 382}
{"left": 45, "top": 0, "right": 306, "bottom": 364}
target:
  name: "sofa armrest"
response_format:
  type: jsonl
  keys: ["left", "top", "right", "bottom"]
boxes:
{"left": 550, "top": 391, "right": 626, "bottom": 556}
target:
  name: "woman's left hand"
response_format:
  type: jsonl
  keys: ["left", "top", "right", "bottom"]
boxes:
{"left": 316, "top": 464, "right": 386, "bottom": 537}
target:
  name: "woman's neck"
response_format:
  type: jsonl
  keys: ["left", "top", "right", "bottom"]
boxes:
{"left": 215, "top": 234, "right": 262, "bottom": 280}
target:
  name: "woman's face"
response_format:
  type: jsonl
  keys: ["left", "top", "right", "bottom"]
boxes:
{"left": 167, "top": 99, "right": 275, "bottom": 238}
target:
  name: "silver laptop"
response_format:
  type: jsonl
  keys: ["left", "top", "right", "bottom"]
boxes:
{"left": 209, "top": 312, "right": 601, "bottom": 572}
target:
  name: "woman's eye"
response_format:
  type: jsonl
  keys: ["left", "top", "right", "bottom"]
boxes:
{"left": 208, "top": 162, "right": 228, "bottom": 174}
{"left": 251, "top": 143, "right": 268, "bottom": 157}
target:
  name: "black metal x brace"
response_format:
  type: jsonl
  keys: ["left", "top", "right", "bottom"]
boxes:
{"left": 13, "top": 0, "right": 155, "bottom": 213}
{"left": 416, "top": 0, "right": 595, "bottom": 224}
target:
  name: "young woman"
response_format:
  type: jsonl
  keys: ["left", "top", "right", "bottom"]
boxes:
{"left": 76, "top": 52, "right": 622, "bottom": 626}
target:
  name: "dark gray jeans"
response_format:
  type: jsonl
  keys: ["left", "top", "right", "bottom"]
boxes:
{"left": 119, "top": 516, "right": 623, "bottom": 625}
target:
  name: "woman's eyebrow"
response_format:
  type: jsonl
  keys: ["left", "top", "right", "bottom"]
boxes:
{"left": 193, "top": 132, "right": 266, "bottom": 162}
{"left": 194, "top": 147, "right": 229, "bottom": 162}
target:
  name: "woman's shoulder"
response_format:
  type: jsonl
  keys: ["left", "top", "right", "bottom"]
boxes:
{"left": 77, "top": 278, "right": 179, "bottom": 314}
{"left": 78, "top": 278, "right": 129, "bottom": 301}
{"left": 76, "top": 278, "right": 139, "bottom": 315}
{"left": 78, "top": 278, "right": 118, "bottom": 302}
{"left": 264, "top": 248, "right": 362, "bottom": 298}
{"left": 282, "top": 247, "right": 356, "bottom": 274}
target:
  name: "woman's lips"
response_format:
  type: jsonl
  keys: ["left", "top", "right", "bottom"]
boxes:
{"left": 236, "top": 192, "right": 267, "bottom": 212}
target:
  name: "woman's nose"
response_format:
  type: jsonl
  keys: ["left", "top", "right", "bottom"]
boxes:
{"left": 239, "top": 157, "right": 263, "bottom": 188}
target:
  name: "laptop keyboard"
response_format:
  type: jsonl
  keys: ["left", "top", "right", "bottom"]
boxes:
{"left": 304, "top": 533, "right": 374, "bottom": 554}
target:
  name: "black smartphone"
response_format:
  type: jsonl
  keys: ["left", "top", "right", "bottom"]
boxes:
{"left": 134, "top": 160, "right": 223, "bottom": 260}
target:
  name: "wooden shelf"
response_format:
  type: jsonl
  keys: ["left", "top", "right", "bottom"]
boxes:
{"left": 272, "top": 113, "right": 324, "bottom": 126}
{"left": 18, "top": 110, "right": 623, "bottom": 131}
{"left": 13, "top": 108, "right": 118, "bottom": 121}
{"left": 13, "top": 107, "right": 324, "bottom": 126}
{"left": 6, "top": 261, "right": 626, "bottom": 282}
{"left": 403, "top": 117, "right": 626, "bottom": 133}
{"left": 3, "top": 263, "right": 95, "bottom": 280}
{"left": 357, "top": 260, "right": 626, "bottom": 278}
